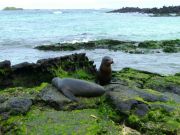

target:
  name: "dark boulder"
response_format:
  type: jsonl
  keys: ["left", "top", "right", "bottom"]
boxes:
{"left": 105, "top": 84, "right": 172, "bottom": 116}
{"left": 37, "top": 85, "right": 71, "bottom": 110}
{"left": 0, "top": 60, "right": 12, "bottom": 89}
{"left": 0, "top": 97, "right": 32, "bottom": 115}
{"left": 0, "top": 53, "right": 96, "bottom": 89}
{"left": 106, "top": 84, "right": 149, "bottom": 115}
{"left": 0, "top": 60, "right": 11, "bottom": 68}
{"left": 134, "top": 103, "right": 149, "bottom": 116}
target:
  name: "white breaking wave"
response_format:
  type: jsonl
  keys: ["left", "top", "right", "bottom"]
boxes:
{"left": 53, "top": 11, "right": 63, "bottom": 14}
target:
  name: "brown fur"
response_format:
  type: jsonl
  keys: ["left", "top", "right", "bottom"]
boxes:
{"left": 96, "top": 56, "right": 113, "bottom": 85}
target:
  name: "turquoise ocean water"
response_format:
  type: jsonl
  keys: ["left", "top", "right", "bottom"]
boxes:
{"left": 0, "top": 9, "right": 180, "bottom": 74}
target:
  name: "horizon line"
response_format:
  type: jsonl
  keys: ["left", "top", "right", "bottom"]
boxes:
{"left": 1, "top": 4, "right": 180, "bottom": 10}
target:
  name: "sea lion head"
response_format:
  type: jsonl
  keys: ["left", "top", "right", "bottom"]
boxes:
{"left": 101, "top": 56, "right": 113, "bottom": 67}
{"left": 52, "top": 77, "right": 62, "bottom": 87}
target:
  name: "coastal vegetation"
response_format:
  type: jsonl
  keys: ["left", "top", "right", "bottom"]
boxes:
{"left": 35, "top": 39, "right": 180, "bottom": 54}
{"left": 0, "top": 54, "right": 179, "bottom": 135}
{"left": 107, "top": 5, "right": 180, "bottom": 16}
{"left": 3, "top": 7, "right": 23, "bottom": 11}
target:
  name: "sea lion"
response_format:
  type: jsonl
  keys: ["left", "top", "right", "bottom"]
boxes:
{"left": 52, "top": 77, "right": 105, "bottom": 102}
{"left": 96, "top": 56, "right": 113, "bottom": 85}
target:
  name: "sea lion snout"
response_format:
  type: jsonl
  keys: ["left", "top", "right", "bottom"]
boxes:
{"left": 102, "top": 56, "right": 113, "bottom": 66}
{"left": 108, "top": 59, "right": 114, "bottom": 64}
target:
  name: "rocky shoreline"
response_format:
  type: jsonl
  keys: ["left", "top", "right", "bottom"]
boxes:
{"left": 35, "top": 39, "right": 180, "bottom": 54}
{"left": 0, "top": 53, "right": 96, "bottom": 89}
{"left": 107, "top": 6, "right": 180, "bottom": 17}
{"left": 0, "top": 53, "right": 180, "bottom": 134}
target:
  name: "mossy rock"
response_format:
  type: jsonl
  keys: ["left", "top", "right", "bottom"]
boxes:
{"left": 144, "top": 75, "right": 180, "bottom": 95}
{"left": 105, "top": 69, "right": 180, "bottom": 134}
{"left": 37, "top": 84, "right": 102, "bottom": 111}
{"left": 0, "top": 53, "right": 96, "bottom": 89}
{"left": 127, "top": 108, "right": 180, "bottom": 135}
{"left": 110, "top": 43, "right": 136, "bottom": 52}
{"left": 1, "top": 67, "right": 180, "bottom": 135}
{"left": 1, "top": 105, "right": 122, "bottom": 135}
{"left": 35, "top": 39, "right": 136, "bottom": 52}
{"left": 0, "top": 83, "right": 48, "bottom": 100}
{"left": 175, "top": 73, "right": 180, "bottom": 76}
{"left": 162, "top": 39, "right": 180, "bottom": 47}
{"left": 35, "top": 39, "right": 180, "bottom": 54}
{"left": 114, "top": 68, "right": 160, "bottom": 88}
{"left": 163, "top": 46, "right": 178, "bottom": 53}
{"left": 138, "top": 41, "right": 161, "bottom": 49}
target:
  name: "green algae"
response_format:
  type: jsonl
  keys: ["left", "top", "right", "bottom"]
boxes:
{"left": 69, "top": 69, "right": 95, "bottom": 80}
{"left": 51, "top": 67, "right": 69, "bottom": 78}
{"left": 127, "top": 108, "right": 180, "bottom": 134}
{"left": 163, "top": 46, "right": 178, "bottom": 53}
{"left": 1, "top": 67, "right": 180, "bottom": 135}
{"left": 109, "top": 68, "right": 180, "bottom": 134}
{"left": 35, "top": 39, "right": 180, "bottom": 54}
{"left": 35, "top": 39, "right": 136, "bottom": 52}
{"left": 144, "top": 75, "right": 180, "bottom": 94}
{"left": 0, "top": 69, "right": 6, "bottom": 75}
{"left": 164, "top": 75, "right": 180, "bottom": 84}
{"left": 117, "top": 68, "right": 152, "bottom": 81}
{"left": 1, "top": 106, "right": 122, "bottom": 135}
{"left": 138, "top": 41, "right": 161, "bottom": 49}
{"left": 175, "top": 73, "right": 180, "bottom": 76}
{"left": 0, "top": 83, "right": 48, "bottom": 99}
{"left": 114, "top": 68, "right": 158, "bottom": 88}
{"left": 51, "top": 67, "right": 94, "bottom": 81}
{"left": 141, "top": 89, "right": 162, "bottom": 96}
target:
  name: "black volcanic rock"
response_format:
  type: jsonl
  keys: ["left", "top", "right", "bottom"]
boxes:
{"left": 0, "top": 53, "right": 96, "bottom": 89}
{"left": 108, "top": 6, "right": 180, "bottom": 15}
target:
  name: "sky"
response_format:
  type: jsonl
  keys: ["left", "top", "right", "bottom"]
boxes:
{"left": 0, "top": 0, "right": 180, "bottom": 9}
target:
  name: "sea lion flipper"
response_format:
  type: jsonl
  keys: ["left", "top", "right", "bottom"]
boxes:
{"left": 61, "top": 87, "right": 79, "bottom": 102}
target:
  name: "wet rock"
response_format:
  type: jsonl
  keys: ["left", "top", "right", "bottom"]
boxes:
{"left": 12, "top": 62, "right": 36, "bottom": 70}
{"left": 38, "top": 85, "right": 71, "bottom": 109}
{"left": 0, "top": 97, "right": 32, "bottom": 115}
{"left": 105, "top": 84, "right": 171, "bottom": 116}
{"left": 0, "top": 105, "right": 8, "bottom": 114}
{"left": 145, "top": 76, "right": 180, "bottom": 95}
{"left": 166, "top": 85, "right": 180, "bottom": 95}
{"left": 150, "top": 104, "right": 175, "bottom": 112}
{"left": 7, "top": 98, "right": 32, "bottom": 115}
{"left": 135, "top": 89, "right": 169, "bottom": 102}
{"left": 164, "top": 92, "right": 180, "bottom": 103}
{"left": 134, "top": 104, "right": 149, "bottom": 116}
{"left": 37, "top": 85, "right": 102, "bottom": 110}
{"left": 0, "top": 96, "right": 7, "bottom": 103}
{"left": 116, "top": 99, "right": 138, "bottom": 115}
{"left": 0, "top": 60, "right": 11, "bottom": 68}
{"left": 106, "top": 85, "right": 144, "bottom": 115}
{"left": 0, "top": 60, "right": 12, "bottom": 89}
{"left": 108, "top": 6, "right": 180, "bottom": 15}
